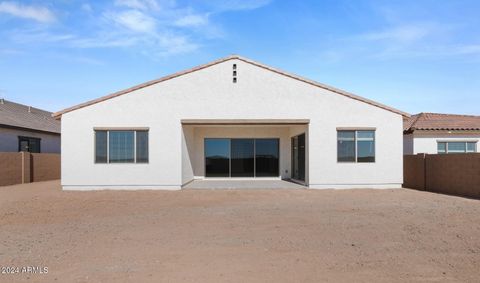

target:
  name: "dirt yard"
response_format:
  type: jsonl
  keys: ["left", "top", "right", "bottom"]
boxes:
{"left": 1, "top": 181, "right": 479, "bottom": 283}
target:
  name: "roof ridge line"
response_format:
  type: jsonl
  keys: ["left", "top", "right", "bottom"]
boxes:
{"left": 421, "top": 112, "right": 480, "bottom": 118}
{"left": 53, "top": 55, "right": 410, "bottom": 119}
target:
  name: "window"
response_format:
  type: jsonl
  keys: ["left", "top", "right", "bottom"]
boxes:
{"left": 94, "top": 130, "right": 149, "bottom": 163}
{"left": 18, "top": 136, "right": 41, "bottom": 153}
{"left": 467, "top": 142, "right": 477, "bottom": 153}
{"left": 437, "top": 141, "right": 477, "bottom": 154}
{"left": 337, "top": 130, "right": 375, "bottom": 163}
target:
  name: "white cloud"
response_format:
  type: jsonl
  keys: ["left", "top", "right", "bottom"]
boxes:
{"left": 0, "top": 0, "right": 272, "bottom": 58}
{"left": 359, "top": 25, "right": 432, "bottom": 44}
{"left": 81, "top": 3, "right": 93, "bottom": 13}
{"left": 11, "top": 29, "right": 75, "bottom": 43}
{"left": 174, "top": 14, "right": 208, "bottom": 27}
{"left": 114, "top": 0, "right": 161, "bottom": 11}
{"left": 106, "top": 10, "right": 157, "bottom": 33}
{"left": 456, "top": 44, "right": 480, "bottom": 55}
{"left": 69, "top": 35, "right": 140, "bottom": 48}
{"left": 0, "top": 1, "right": 55, "bottom": 23}
{"left": 205, "top": 0, "right": 272, "bottom": 11}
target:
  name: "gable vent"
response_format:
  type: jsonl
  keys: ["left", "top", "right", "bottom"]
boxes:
{"left": 232, "top": 64, "right": 237, "bottom": 83}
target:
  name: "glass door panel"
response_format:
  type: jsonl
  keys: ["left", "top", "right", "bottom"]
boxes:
{"left": 291, "top": 134, "right": 305, "bottom": 181}
{"left": 231, "top": 139, "right": 254, "bottom": 177}
{"left": 205, "top": 139, "right": 230, "bottom": 177}
{"left": 255, "top": 139, "right": 279, "bottom": 177}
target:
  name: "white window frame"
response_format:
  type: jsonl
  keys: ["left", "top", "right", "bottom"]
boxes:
{"left": 437, "top": 141, "right": 478, "bottom": 154}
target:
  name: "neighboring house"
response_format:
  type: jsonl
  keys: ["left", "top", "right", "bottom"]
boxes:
{"left": 53, "top": 55, "right": 409, "bottom": 190}
{"left": 403, "top": 112, "right": 480, "bottom": 155}
{"left": 0, "top": 99, "right": 60, "bottom": 153}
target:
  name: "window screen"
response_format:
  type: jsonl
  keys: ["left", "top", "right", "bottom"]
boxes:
{"left": 357, "top": 131, "right": 375, "bottom": 162}
{"left": 95, "top": 131, "right": 108, "bottom": 163}
{"left": 136, "top": 131, "right": 149, "bottom": 163}
{"left": 337, "top": 131, "right": 355, "bottom": 162}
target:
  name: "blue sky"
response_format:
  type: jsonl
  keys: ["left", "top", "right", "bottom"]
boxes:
{"left": 0, "top": 0, "right": 479, "bottom": 114}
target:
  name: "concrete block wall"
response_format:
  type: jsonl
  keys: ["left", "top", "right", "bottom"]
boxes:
{"left": 0, "top": 152, "right": 24, "bottom": 186}
{"left": 404, "top": 153, "right": 480, "bottom": 198}
{"left": 0, "top": 152, "right": 60, "bottom": 186}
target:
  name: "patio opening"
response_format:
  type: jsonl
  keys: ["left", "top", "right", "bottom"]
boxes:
{"left": 181, "top": 119, "right": 309, "bottom": 188}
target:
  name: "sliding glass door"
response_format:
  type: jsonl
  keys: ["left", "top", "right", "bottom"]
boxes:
{"left": 205, "top": 138, "right": 279, "bottom": 178}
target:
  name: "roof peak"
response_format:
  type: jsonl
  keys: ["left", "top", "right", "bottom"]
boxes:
{"left": 53, "top": 55, "right": 410, "bottom": 118}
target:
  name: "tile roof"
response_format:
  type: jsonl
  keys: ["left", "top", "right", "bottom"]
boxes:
{"left": 404, "top": 112, "right": 480, "bottom": 133}
{"left": 0, "top": 99, "right": 60, "bottom": 134}
{"left": 53, "top": 55, "right": 410, "bottom": 119}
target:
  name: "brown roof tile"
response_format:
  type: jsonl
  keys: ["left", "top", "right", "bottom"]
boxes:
{"left": 404, "top": 112, "right": 480, "bottom": 132}
{"left": 53, "top": 55, "right": 410, "bottom": 119}
{"left": 0, "top": 99, "right": 60, "bottom": 134}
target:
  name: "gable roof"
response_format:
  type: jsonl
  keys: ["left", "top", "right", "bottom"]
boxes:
{"left": 404, "top": 112, "right": 480, "bottom": 133}
{"left": 52, "top": 55, "right": 410, "bottom": 119}
{"left": 0, "top": 99, "right": 60, "bottom": 134}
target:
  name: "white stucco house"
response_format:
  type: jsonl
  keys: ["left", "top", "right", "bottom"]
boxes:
{"left": 53, "top": 55, "right": 409, "bottom": 190}
{"left": 403, "top": 112, "right": 479, "bottom": 154}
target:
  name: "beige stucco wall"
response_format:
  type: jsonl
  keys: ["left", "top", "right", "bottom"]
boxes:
{"left": 61, "top": 58, "right": 404, "bottom": 190}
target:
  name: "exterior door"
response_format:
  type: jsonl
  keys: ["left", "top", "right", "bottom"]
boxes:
{"left": 291, "top": 133, "right": 305, "bottom": 181}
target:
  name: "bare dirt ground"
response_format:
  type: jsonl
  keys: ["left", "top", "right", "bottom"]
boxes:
{"left": 1, "top": 181, "right": 479, "bottom": 283}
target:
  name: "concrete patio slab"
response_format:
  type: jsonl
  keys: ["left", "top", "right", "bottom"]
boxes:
{"left": 183, "top": 179, "right": 306, "bottom": 189}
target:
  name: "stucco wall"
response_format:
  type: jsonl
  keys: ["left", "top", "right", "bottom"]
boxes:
{"left": 61, "top": 58, "right": 403, "bottom": 190}
{"left": 411, "top": 132, "right": 480, "bottom": 154}
{"left": 0, "top": 127, "right": 60, "bottom": 153}
{"left": 403, "top": 134, "right": 414, "bottom": 155}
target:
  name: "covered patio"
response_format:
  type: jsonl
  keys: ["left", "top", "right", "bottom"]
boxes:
{"left": 181, "top": 119, "right": 309, "bottom": 188}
